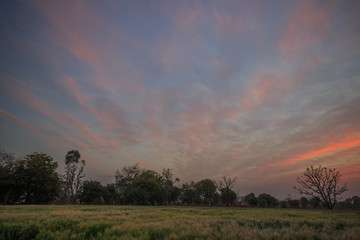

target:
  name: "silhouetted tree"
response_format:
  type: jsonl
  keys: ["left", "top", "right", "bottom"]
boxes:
{"left": 258, "top": 193, "right": 277, "bottom": 207}
{"left": 181, "top": 182, "right": 200, "bottom": 204}
{"left": 115, "top": 164, "right": 142, "bottom": 204}
{"left": 220, "top": 188, "right": 237, "bottom": 206}
{"left": 160, "top": 168, "right": 179, "bottom": 205}
{"left": 63, "top": 150, "right": 85, "bottom": 204}
{"left": 309, "top": 197, "right": 321, "bottom": 208}
{"left": 294, "top": 166, "right": 348, "bottom": 209}
{"left": 103, "top": 184, "right": 121, "bottom": 205}
{"left": 0, "top": 150, "right": 19, "bottom": 204}
{"left": 78, "top": 180, "right": 105, "bottom": 204}
{"left": 353, "top": 196, "right": 360, "bottom": 207}
{"left": 259, "top": 199, "right": 267, "bottom": 207}
{"left": 288, "top": 199, "right": 300, "bottom": 208}
{"left": 244, "top": 193, "right": 258, "bottom": 207}
{"left": 15, "top": 152, "right": 60, "bottom": 204}
{"left": 130, "top": 170, "right": 162, "bottom": 205}
{"left": 217, "top": 176, "right": 237, "bottom": 207}
{"left": 300, "top": 197, "right": 308, "bottom": 208}
{"left": 196, "top": 179, "right": 217, "bottom": 206}
{"left": 280, "top": 200, "right": 288, "bottom": 208}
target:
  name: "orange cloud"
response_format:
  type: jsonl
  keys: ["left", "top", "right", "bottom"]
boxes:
{"left": 340, "top": 164, "right": 360, "bottom": 181}
{"left": 279, "top": 0, "right": 333, "bottom": 61}
{"left": 272, "top": 133, "right": 360, "bottom": 166}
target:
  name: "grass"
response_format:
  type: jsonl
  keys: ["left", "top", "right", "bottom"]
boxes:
{"left": 0, "top": 205, "right": 359, "bottom": 240}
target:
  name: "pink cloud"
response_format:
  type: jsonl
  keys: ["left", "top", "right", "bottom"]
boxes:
{"left": 241, "top": 71, "right": 290, "bottom": 111}
{"left": 58, "top": 75, "right": 98, "bottom": 115}
{"left": 59, "top": 76, "right": 90, "bottom": 107}
{"left": 1, "top": 77, "right": 131, "bottom": 153}
{"left": 226, "top": 55, "right": 323, "bottom": 120}
{"left": 279, "top": 0, "right": 333, "bottom": 61}
{"left": 212, "top": 8, "right": 243, "bottom": 35}
{"left": 171, "top": 2, "right": 203, "bottom": 35}
{"left": 0, "top": 108, "right": 36, "bottom": 133}
{"left": 31, "top": 0, "right": 144, "bottom": 96}
{"left": 0, "top": 77, "right": 55, "bottom": 117}
{"left": 59, "top": 74, "right": 141, "bottom": 145}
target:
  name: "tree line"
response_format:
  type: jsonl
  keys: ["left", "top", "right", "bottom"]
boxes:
{"left": 1, "top": 149, "right": 355, "bottom": 209}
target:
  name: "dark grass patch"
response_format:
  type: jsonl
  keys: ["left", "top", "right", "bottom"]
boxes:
{"left": 0, "top": 223, "right": 39, "bottom": 240}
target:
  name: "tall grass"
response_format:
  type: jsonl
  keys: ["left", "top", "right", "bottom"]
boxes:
{"left": 0, "top": 205, "right": 359, "bottom": 239}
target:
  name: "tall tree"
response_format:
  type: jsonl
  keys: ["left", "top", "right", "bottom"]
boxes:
{"left": 294, "top": 166, "right": 348, "bottom": 209}
{"left": 63, "top": 150, "right": 86, "bottom": 204}
{"left": 160, "top": 168, "right": 179, "bottom": 205}
{"left": 217, "top": 176, "right": 237, "bottom": 207}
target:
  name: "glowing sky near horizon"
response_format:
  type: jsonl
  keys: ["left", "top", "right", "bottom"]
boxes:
{"left": 1, "top": 0, "right": 359, "bottom": 199}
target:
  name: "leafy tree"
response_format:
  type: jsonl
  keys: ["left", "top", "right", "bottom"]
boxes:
{"left": 103, "top": 184, "right": 121, "bottom": 205}
{"left": 115, "top": 164, "right": 142, "bottom": 204}
{"left": 300, "top": 197, "right": 308, "bottom": 208}
{"left": 217, "top": 176, "right": 237, "bottom": 207}
{"left": 63, "top": 150, "right": 86, "bottom": 204}
{"left": 220, "top": 188, "right": 237, "bottom": 206}
{"left": 181, "top": 182, "right": 200, "bottom": 204}
{"left": 78, "top": 180, "right": 105, "bottom": 204}
{"left": 353, "top": 196, "right": 360, "bottom": 207}
{"left": 15, "top": 152, "right": 60, "bottom": 204}
{"left": 0, "top": 150, "right": 20, "bottom": 204}
{"left": 169, "top": 185, "right": 181, "bottom": 205}
{"left": 309, "top": 197, "right": 321, "bottom": 208}
{"left": 280, "top": 200, "right": 288, "bottom": 208}
{"left": 160, "top": 168, "right": 179, "bottom": 205}
{"left": 288, "top": 199, "right": 300, "bottom": 208}
{"left": 294, "top": 166, "right": 348, "bottom": 209}
{"left": 258, "top": 193, "right": 277, "bottom": 208}
{"left": 196, "top": 179, "right": 217, "bottom": 206}
{"left": 130, "top": 170, "right": 163, "bottom": 205}
{"left": 244, "top": 193, "right": 258, "bottom": 207}
{"left": 259, "top": 199, "right": 267, "bottom": 208}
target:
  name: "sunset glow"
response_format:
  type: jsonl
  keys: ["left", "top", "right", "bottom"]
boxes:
{"left": 0, "top": 0, "right": 359, "bottom": 198}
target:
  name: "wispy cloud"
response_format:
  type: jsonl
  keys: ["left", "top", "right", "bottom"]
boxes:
{"left": 279, "top": 0, "right": 333, "bottom": 61}
{"left": 0, "top": 108, "right": 36, "bottom": 133}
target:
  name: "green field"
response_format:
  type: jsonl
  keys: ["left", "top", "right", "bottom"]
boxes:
{"left": 0, "top": 205, "right": 359, "bottom": 240}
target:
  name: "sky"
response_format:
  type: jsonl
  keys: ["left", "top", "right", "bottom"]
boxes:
{"left": 0, "top": 0, "right": 359, "bottom": 199}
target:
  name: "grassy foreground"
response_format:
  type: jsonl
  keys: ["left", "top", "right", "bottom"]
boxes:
{"left": 0, "top": 205, "right": 359, "bottom": 240}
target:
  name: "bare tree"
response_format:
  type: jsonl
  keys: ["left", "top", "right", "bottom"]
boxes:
{"left": 294, "top": 166, "right": 348, "bottom": 209}
{"left": 217, "top": 176, "right": 237, "bottom": 207}
{"left": 63, "top": 150, "right": 86, "bottom": 204}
